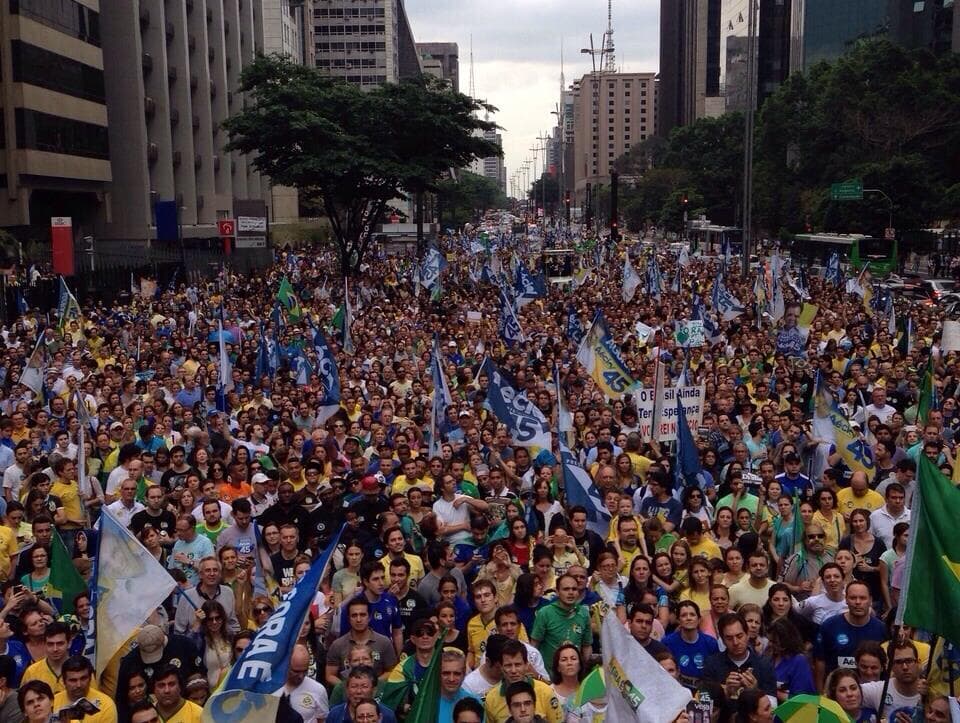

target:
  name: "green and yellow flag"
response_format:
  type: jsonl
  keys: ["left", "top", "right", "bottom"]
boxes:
{"left": 917, "top": 356, "right": 937, "bottom": 425}
{"left": 276, "top": 276, "right": 302, "bottom": 323}
{"left": 50, "top": 529, "right": 86, "bottom": 614}
{"left": 897, "top": 455, "right": 960, "bottom": 644}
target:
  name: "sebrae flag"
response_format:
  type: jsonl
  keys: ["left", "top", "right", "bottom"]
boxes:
{"left": 204, "top": 525, "right": 344, "bottom": 723}
{"left": 897, "top": 455, "right": 960, "bottom": 644}
{"left": 602, "top": 615, "right": 691, "bottom": 723}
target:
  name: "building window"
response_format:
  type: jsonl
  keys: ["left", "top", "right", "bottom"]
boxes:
{"left": 10, "top": 40, "right": 105, "bottom": 103}
{"left": 10, "top": 0, "right": 101, "bottom": 47}
{"left": 15, "top": 108, "right": 109, "bottom": 159}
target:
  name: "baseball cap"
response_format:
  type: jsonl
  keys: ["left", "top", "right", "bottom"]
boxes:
{"left": 136, "top": 625, "right": 167, "bottom": 664}
{"left": 360, "top": 475, "right": 380, "bottom": 493}
{"left": 110, "top": 421, "right": 124, "bottom": 431}
{"left": 251, "top": 473, "right": 270, "bottom": 485}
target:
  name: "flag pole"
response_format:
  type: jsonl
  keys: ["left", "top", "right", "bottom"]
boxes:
{"left": 876, "top": 624, "right": 900, "bottom": 722}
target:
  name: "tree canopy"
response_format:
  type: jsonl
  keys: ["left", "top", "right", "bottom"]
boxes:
{"left": 611, "top": 39, "right": 960, "bottom": 236}
{"left": 436, "top": 171, "right": 508, "bottom": 228}
{"left": 223, "top": 55, "right": 502, "bottom": 274}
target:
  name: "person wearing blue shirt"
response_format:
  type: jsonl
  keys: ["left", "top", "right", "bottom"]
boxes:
{"left": 776, "top": 454, "right": 814, "bottom": 499}
{"left": 664, "top": 600, "right": 719, "bottom": 683}
{"left": 437, "top": 649, "right": 481, "bottom": 722}
{"left": 814, "top": 581, "right": 887, "bottom": 689}
{"left": 638, "top": 472, "right": 682, "bottom": 531}
{"left": 325, "top": 665, "right": 398, "bottom": 723}
{"left": 0, "top": 626, "right": 30, "bottom": 687}
{"left": 339, "top": 561, "right": 404, "bottom": 656}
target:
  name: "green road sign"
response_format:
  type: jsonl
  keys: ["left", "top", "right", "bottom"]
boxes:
{"left": 830, "top": 179, "right": 863, "bottom": 201}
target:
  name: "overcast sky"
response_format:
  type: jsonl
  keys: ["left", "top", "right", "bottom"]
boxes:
{"left": 406, "top": 0, "right": 660, "bottom": 193}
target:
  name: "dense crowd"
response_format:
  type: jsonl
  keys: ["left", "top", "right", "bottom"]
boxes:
{"left": 0, "top": 228, "right": 956, "bottom": 723}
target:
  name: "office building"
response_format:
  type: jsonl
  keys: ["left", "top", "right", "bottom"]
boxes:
{"left": 572, "top": 71, "right": 657, "bottom": 201}
{"left": 416, "top": 42, "right": 459, "bottom": 91}
{"left": 98, "top": 0, "right": 295, "bottom": 242}
{"left": 471, "top": 126, "right": 506, "bottom": 193}
{"left": 259, "top": 0, "right": 313, "bottom": 65}
{"left": 312, "top": 0, "right": 422, "bottom": 86}
{"left": 0, "top": 0, "right": 111, "bottom": 231}
{"left": 658, "top": 0, "right": 722, "bottom": 137}
{"left": 719, "top": 0, "right": 791, "bottom": 113}
{"left": 791, "top": 0, "right": 957, "bottom": 73}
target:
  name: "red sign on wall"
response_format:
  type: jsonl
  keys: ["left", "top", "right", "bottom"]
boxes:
{"left": 51, "top": 217, "right": 74, "bottom": 276}
{"left": 217, "top": 219, "right": 236, "bottom": 237}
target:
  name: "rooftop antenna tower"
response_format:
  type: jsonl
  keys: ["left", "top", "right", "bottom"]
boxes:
{"left": 602, "top": 0, "right": 616, "bottom": 72}
{"left": 469, "top": 34, "right": 476, "bottom": 99}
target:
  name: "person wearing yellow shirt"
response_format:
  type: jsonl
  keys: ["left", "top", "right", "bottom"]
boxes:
{"left": 679, "top": 518, "right": 722, "bottom": 560}
{"left": 389, "top": 459, "right": 422, "bottom": 497}
{"left": 150, "top": 666, "right": 204, "bottom": 723}
{"left": 52, "top": 656, "right": 116, "bottom": 723}
{"left": 0, "top": 518, "right": 14, "bottom": 583}
{"left": 22, "top": 621, "right": 72, "bottom": 695}
{"left": 379, "top": 526, "right": 425, "bottom": 586}
{"left": 483, "top": 641, "right": 562, "bottom": 723}
{"left": 837, "top": 471, "right": 885, "bottom": 521}
{"left": 50, "top": 458, "right": 86, "bottom": 532}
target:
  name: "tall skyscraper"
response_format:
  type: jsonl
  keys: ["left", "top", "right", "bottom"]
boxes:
{"left": 312, "top": 0, "right": 422, "bottom": 86}
{"left": 470, "top": 126, "right": 506, "bottom": 194}
{"left": 658, "top": 0, "right": 722, "bottom": 137}
{"left": 791, "top": 0, "right": 957, "bottom": 73}
{"left": 573, "top": 71, "right": 657, "bottom": 201}
{"left": 0, "top": 0, "right": 111, "bottom": 231}
{"left": 99, "top": 0, "right": 295, "bottom": 242}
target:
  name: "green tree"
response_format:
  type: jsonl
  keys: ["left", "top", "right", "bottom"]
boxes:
{"left": 663, "top": 113, "right": 744, "bottom": 226}
{"left": 613, "top": 135, "right": 669, "bottom": 175}
{"left": 528, "top": 175, "right": 560, "bottom": 215}
{"left": 753, "top": 39, "right": 960, "bottom": 235}
{"left": 223, "top": 56, "right": 501, "bottom": 276}
{"left": 436, "top": 171, "right": 508, "bottom": 228}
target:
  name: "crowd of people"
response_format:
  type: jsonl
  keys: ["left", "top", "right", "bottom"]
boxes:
{"left": 0, "top": 226, "right": 956, "bottom": 723}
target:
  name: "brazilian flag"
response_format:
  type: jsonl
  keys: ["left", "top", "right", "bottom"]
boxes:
{"left": 276, "top": 276, "right": 302, "bottom": 323}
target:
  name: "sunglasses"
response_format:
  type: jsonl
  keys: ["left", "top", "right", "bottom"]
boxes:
{"left": 806, "top": 533, "right": 825, "bottom": 540}
{"left": 254, "top": 606, "right": 273, "bottom": 614}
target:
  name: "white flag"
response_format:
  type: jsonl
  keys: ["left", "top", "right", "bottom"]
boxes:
{"left": 93, "top": 509, "right": 177, "bottom": 676}
{"left": 601, "top": 615, "right": 691, "bottom": 723}
{"left": 623, "top": 256, "right": 641, "bottom": 303}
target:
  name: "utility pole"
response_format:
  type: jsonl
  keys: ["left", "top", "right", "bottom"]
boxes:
{"left": 741, "top": 0, "right": 758, "bottom": 276}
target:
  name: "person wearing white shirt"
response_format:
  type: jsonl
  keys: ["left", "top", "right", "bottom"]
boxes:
{"left": 869, "top": 483, "right": 910, "bottom": 548}
{"left": 273, "top": 644, "right": 329, "bottom": 722}
{"left": 432, "top": 473, "right": 489, "bottom": 545}
{"left": 2, "top": 442, "right": 30, "bottom": 502}
{"left": 105, "top": 478, "right": 146, "bottom": 527}
{"left": 860, "top": 641, "right": 924, "bottom": 713}
{"left": 796, "top": 563, "right": 848, "bottom": 625}
{"left": 860, "top": 387, "right": 897, "bottom": 426}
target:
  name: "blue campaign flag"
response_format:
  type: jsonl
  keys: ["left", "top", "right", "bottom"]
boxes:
{"left": 480, "top": 358, "right": 552, "bottom": 449}
{"left": 559, "top": 441, "right": 612, "bottom": 537}
{"left": 155, "top": 200, "right": 178, "bottom": 242}
{"left": 255, "top": 322, "right": 270, "bottom": 384}
{"left": 675, "top": 393, "right": 703, "bottom": 489}
{"left": 430, "top": 337, "right": 454, "bottom": 456}
{"left": 203, "top": 526, "right": 345, "bottom": 723}
{"left": 311, "top": 323, "right": 341, "bottom": 421}
{"left": 216, "top": 320, "right": 232, "bottom": 413}
{"left": 499, "top": 290, "right": 526, "bottom": 348}
{"left": 514, "top": 261, "right": 542, "bottom": 307}
{"left": 826, "top": 252, "right": 842, "bottom": 286}
{"left": 566, "top": 305, "right": 585, "bottom": 346}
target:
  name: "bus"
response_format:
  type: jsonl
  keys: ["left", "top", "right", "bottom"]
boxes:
{"left": 790, "top": 233, "right": 898, "bottom": 276}
{"left": 686, "top": 223, "right": 743, "bottom": 255}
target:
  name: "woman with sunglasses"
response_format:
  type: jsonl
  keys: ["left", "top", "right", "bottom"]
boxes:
{"left": 190, "top": 600, "right": 234, "bottom": 687}
{"left": 681, "top": 486, "right": 713, "bottom": 527}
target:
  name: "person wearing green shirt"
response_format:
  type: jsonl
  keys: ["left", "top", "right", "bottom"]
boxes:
{"left": 716, "top": 474, "right": 759, "bottom": 518}
{"left": 530, "top": 572, "right": 592, "bottom": 668}
{"left": 196, "top": 499, "right": 228, "bottom": 545}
